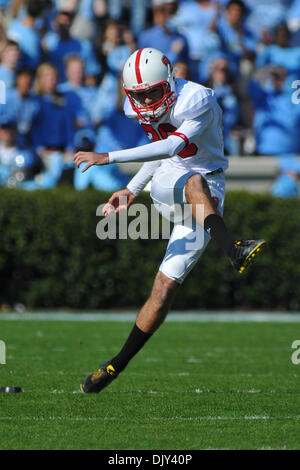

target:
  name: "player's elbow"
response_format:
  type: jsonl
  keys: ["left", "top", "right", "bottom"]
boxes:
{"left": 167, "top": 135, "right": 186, "bottom": 157}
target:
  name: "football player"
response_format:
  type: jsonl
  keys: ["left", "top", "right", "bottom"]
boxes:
{"left": 74, "top": 48, "right": 265, "bottom": 393}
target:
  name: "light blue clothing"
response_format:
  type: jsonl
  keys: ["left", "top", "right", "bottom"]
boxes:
{"left": 94, "top": 112, "right": 148, "bottom": 154}
{"left": 244, "top": 0, "right": 291, "bottom": 41}
{"left": 106, "top": 45, "right": 131, "bottom": 74}
{"left": 287, "top": 0, "right": 300, "bottom": 46}
{"left": 0, "top": 65, "right": 15, "bottom": 89}
{"left": 271, "top": 155, "right": 300, "bottom": 197}
{"left": 138, "top": 25, "right": 190, "bottom": 65}
{"left": 0, "top": 88, "right": 39, "bottom": 148}
{"left": 57, "top": 81, "right": 97, "bottom": 128}
{"left": 90, "top": 73, "right": 119, "bottom": 124}
{"left": 74, "top": 107, "right": 148, "bottom": 191}
{"left": 170, "top": 1, "right": 221, "bottom": 61}
{"left": 31, "top": 93, "right": 74, "bottom": 151}
{"left": 256, "top": 45, "right": 300, "bottom": 80}
{"left": 287, "top": 0, "right": 300, "bottom": 19}
{"left": 217, "top": 16, "right": 257, "bottom": 74}
{"left": 271, "top": 173, "right": 299, "bottom": 197}
{"left": 171, "top": 1, "right": 217, "bottom": 34}
{"left": 248, "top": 79, "right": 300, "bottom": 155}
{"left": 6, "top": 20, "right": 42, "bottom": 69}
{"left": 107, "top": 0, "right": 124, "bottom": 19}
{"left": 74, "top": 163, "right": 129, "bottom": 191}
{"left": 213, "top": 83, "right": 239, "bottom": 153}
{"left": 130, "top": 0, "right": 149, "bottom": 37}
{"left": 78, "top": 0, "right": 95, "bottom": 20}
{"left": 0, "top": 146, "right": 35, "bottom": 187}
{"left": 107, "top": 0, "right": 149, "bottom": 36}
{"left": 43, "top": 32, "right": 101, "bottom": 82}
{"left": 22, "top": 151, "right": 65, "bottom": 190}
{"left": 197, "top": 50, "right": 229, "bottom": 83}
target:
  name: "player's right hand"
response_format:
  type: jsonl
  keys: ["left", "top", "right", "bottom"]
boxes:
{"left": 103, "top": 188, "right": 136, "bottom": 217}
{"left": 73, "top": 151, "right": 109, "bottom": 172}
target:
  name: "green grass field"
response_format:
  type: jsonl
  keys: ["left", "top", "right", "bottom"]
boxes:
{"left": 0, "top": 316, "right": 300, "bottom": 450}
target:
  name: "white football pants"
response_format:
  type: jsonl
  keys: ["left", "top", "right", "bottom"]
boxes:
{"left": 150, "top": 165, "right": 226, "bottom": 284}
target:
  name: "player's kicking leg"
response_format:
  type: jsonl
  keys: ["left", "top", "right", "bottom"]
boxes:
{"left": 80, "top": 272, "right": 179, "bottom": 393}
{"left": 80, "top": 170, "right": 266, "bottom": 393}
{"left": 184, "top": 174, "right": 266, "bottom": 274}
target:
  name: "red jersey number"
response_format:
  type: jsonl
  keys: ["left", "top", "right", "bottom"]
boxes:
{"left": 141, "top": 123, "right": 198, "bottom": 159}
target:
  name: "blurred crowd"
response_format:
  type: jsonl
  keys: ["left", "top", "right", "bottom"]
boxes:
{"left": 0, "top": 0, "right": 299, "bottom": 196}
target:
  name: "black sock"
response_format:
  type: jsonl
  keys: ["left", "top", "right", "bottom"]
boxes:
{"left": 110, "top": 324, "right": 152, "bottom": 373}
{"left": 204, "top": 214, "right": 235, "bottom": 256}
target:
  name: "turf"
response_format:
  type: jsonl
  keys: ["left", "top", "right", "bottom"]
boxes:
{"left": 0, "top": 318, "right": 300, "bottom": 450}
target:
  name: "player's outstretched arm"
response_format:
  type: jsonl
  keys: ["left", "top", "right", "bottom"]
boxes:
{"left": 74, "top": 134, "right": 186, "bottom": 173}
{"left": 102, "top": 188, "right": 136, "bottom": 217}
{"left": 73, "top": 151, "right": 109, "bottom": 173}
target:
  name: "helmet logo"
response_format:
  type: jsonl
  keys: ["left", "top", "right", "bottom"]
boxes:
{"left": 134, "top": 83, "right": 150, "bottom": 90}
{"left": 162, "top": 55, "right": 170, "bottom": 67}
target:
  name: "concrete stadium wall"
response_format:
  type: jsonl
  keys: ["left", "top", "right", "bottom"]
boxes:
{"left": 118, "top": 156, "right": 300, "bottom": 193}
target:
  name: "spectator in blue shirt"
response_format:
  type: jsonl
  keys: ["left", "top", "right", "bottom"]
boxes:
{"left": 26, "top": 63, "right": 74, "bottom": 189}
{"left": 244, "top": 0, "right": 291, "bottom": 44}
{"left": 107, "top": 0, "right": 150, "bottom": 37}
{"left": 256, "top": 23, "right": 300, "bottom": 83}
{"left": 248, "top": 65, "right": 300, "bottom": 155}
{"left": 215, "top": 0, "right": 256, "bottom": 75}
{"left": 91, "top": 20, "right": 133, "bottom": 126}
{"left": 0, "top": 120, "right": 36, "bottom": 187}
{"left": 0, "top": 40, "right": 20, "bottom": 89}
{"left": 170, "top": 0, "right": 221, "bottom": 81}
{"left": 58, "top": 54, "right": 97, "bottom": 131}
{"left": 6, "top": 0, "right": 44, "bottom": 69}
{"left": 42, "top": 10, "right": 101, "bottom": 83}
{"left": 101, "top": 20, "right": 133, "bottom": 75}
{"left": 271, "top": 156, "right": 300, "bottom": 198}
{"left": 138, "top": 1, "right": 189, "bottom": 68}
{"left": 32, "top": 63, "right": 74, "bottom": 151}
{"left": 0, "top": 68, "right": 39, "bottom": 149}
{"left": 206, "top": 57, "right": 240, "bottom": 155}
{"left": 90, "top": 70, "right": 120, "bottom": 127}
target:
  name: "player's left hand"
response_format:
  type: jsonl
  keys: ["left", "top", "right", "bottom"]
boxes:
{"left": 73, "top": 152, "right": 109, "bottom": 173}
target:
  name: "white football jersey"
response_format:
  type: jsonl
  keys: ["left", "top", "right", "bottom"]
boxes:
{"left": 124, "top": 78, "right": 228, "bottom": 173}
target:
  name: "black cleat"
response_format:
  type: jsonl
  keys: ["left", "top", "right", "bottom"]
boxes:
{"left": 80, "top": 360, "right": 118, "bottom": 393}
{"left": 230, "top": 239, "right": 266, "bottom": 274}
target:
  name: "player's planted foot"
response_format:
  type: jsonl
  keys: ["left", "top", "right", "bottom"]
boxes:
{"left": 230, "top": 239, "right": 266, "bottom": 274}
{"left": 80, "top": 360, "right": 118, "bottom": 393}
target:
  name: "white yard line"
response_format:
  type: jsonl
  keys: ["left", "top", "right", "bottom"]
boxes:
{"left": 0, "top": 312, "right": 300, "bottom": 322}
{"left": 7, "top": 388, "right": 300, "bottom": 395}
{"left": 0, "top": 415, "right": 299, "bottom": 421}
